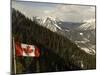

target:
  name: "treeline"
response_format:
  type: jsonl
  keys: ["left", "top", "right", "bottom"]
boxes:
{"left": 12, "top": 8, "right": 96, "bottom": 73}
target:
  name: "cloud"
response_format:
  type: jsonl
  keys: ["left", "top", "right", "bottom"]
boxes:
{"left": 12, "top": 1, "right": 95, "bottom": 22}
{"left": 43, "top": 4, "right": 95, "bottom": 22}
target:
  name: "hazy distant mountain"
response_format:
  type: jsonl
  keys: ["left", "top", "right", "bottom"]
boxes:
{"left": 78, "top": 19, "right": 95, "bottom": 30}
{"left": 65, "top": 19, "right": 96, "bottom": 55}
{"left": 74, "top": 19, "right": 96, "bottom": 55}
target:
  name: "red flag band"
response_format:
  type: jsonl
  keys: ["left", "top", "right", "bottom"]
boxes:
{"left": 35, "top": 47, "right": 40, "bottom": 57}
{"left": 15, "top": 42, "right": 23, "bottom": 56}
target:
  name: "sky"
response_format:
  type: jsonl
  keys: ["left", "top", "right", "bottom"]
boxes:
{"left": 12, "top": 1, "right": 95, "bottom": 22}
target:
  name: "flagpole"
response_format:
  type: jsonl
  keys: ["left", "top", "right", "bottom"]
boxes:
{"left": 13, "top": 37, "right": 16, "bottom": 74}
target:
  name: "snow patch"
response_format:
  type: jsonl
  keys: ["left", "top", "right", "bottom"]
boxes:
{"left": 80, "top": 47, "right": 95, "bottom": 55}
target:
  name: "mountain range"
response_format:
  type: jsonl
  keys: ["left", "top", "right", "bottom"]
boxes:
{"left": 33, "top": 16, "right": 96, "bottom": 55}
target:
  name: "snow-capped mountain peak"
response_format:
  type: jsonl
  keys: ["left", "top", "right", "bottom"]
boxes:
{"left": 79, "top": 19, "right": 95, "bottom": 30}
{"left": 34, "top": 16, "right": 62, "bottom": 32}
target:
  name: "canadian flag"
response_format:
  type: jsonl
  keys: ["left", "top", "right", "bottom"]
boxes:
{"left": 15, "top": 42, "right": 40, "bottom": 57}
